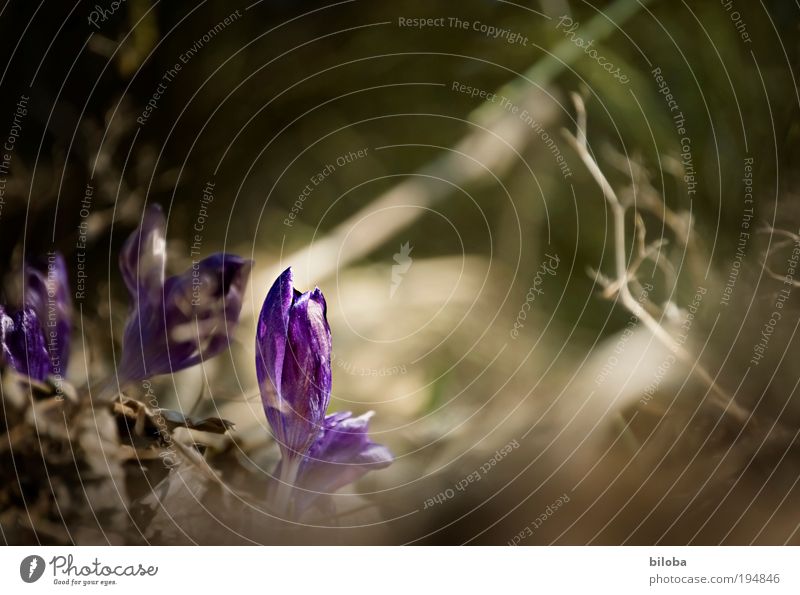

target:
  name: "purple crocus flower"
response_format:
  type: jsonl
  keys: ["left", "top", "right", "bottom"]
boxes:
{"left": 118, "top": 204, "right": 252, "bottom": 384}
{"left": 256, "top": 268, "right": 392, "bottom": 515}
{"left": 256, "top": 267, "right": 332, "bottom": 463}
{"left": 25, "top": 252, "right": 72, "bottom": 377}
{"left": 0, "top": 306, "right": 50, "bottom": 381}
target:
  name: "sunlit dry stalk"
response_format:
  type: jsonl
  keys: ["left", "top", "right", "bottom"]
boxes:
{"left": 563, "top": 93, "right": 749, "bottom": 424}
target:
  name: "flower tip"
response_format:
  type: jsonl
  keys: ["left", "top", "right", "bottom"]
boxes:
{"left": 309, "top": 286, "right": 327, "bottom": 309}
{"left": 278, "top": 266, "right": 293, "bottom": 284}
{"left": 263, "top": 267, "right": 295, "bottom": 314}
{"left": 139, "top": 203, "right": 166, "bottom": 232}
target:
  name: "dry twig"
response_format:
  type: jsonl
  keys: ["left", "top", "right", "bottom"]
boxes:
{"left": 563, "top": 93, "right": 749, "bottom": 424}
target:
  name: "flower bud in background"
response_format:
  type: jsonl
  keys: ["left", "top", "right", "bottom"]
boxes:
{"left": 256, "top": 267, "right": 332, "bottom": 462}
{"left": 0, "top": 306, "right": 50, "bottom": 381}
{"left": 118, "top": 204, "right": 252, "bottom": 384}
{"left": 25, "top": 252, "right": 72, "bottom": 376}
{"left": 0, "top": 251, "right": 72, "bottom": 382}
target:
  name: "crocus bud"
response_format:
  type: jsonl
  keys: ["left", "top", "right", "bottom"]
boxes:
{"left": 25, "top": 252, "right": 72, "bottom": 377}
{"left": 0, "top": 306, "right": 50, "bottom": 381}
{"left": 256, "top": 267, "right": 331, "bottom": 462}
{"left": 118, "top": 205, "right": 252, "bottom": 383}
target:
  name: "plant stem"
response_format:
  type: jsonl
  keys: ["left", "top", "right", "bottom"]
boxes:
{"left": 274, "top": 457, "right": 301, "bottom": 518}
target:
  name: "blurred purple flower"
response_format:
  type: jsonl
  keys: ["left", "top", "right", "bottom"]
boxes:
{"left": 256, "top": 267, "right": 331, "bottom": 462}
{"left": 0, "top": 306, "right": 50, "bottom": 381}
{"left": 0, "top": 251, "right": 72, "bottom": 382}
{"left": 25, "top": 252, "right": 72, "bottom": 377}
{"left": 118, "top": 205, "right": 252, "bottom": 383}
{"left": 257, "top": 268, "right": 392, "bottom": 514}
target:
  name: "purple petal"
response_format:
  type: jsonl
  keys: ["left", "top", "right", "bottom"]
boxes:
{"left": 25, "top": 252, "right": 72, "bottom": 376}
{"left": 298, "top": 411, "right": 393, "bottom": 496}
{"left": 0, "top": 306, "right": 51, "bottom": 381}
{"left": 256, "top": 267, "right": 293, "bottom": 397}
{"left": 257, "top": 268, "right": 332, "bottom": 461}
{"left": 119, "top": 204, "right": 167, "bottom": 303}
{"left": 118, "top": 253, "right": 252, "bottom": 383}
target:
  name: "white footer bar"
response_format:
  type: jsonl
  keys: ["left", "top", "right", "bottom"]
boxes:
{"left": 0, "top": 546, "right": 796, "bottom": 593}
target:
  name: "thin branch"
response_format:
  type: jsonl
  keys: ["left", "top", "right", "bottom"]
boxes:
{"left": 563, "top": 94, "right": 749, "bottom": 424}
